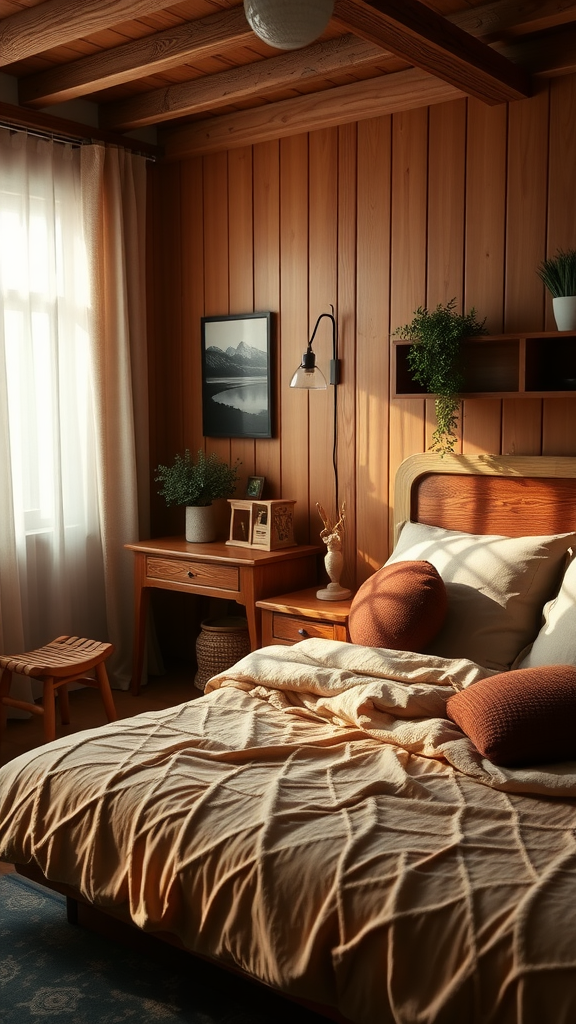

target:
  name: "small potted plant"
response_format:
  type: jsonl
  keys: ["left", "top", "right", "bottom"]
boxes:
{"left": 394, "top": 298, "right": 487, "bottom": 456}
{"left": 537, "top": 248, "right": 576, "bottom": 331}
{"left": 155, "top": 449, "right": 241, "bottom": 542}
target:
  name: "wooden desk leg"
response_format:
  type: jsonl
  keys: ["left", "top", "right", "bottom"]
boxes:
{"left": 240, "top": 568, "right": 260, "bottom": 650}
{"left": 131, "top": 584, "right": 150, "bottom": 696}
{"left": 244, "top": 600, "right": 261, "bottom": 652}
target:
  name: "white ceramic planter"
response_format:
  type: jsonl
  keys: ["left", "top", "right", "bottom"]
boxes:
{"left": 185, "top": 504, "right": 216, "bottom": 543}
{"left": 553, "top": 296, "right": 576, "bottom": 331}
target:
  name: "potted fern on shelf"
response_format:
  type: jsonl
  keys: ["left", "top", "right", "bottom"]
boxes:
{"left": 155, "top": 449, "right": 241, "bottom": 542}
{"left": 537, "top": 248, "right": 576, "bottom": 331}
{"left": 394, "top": 299, "right": 487, "bottom": 456}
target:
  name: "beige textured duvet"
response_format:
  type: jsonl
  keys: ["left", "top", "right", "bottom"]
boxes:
{"left": 1, "top": 639, "right": 576, "bottom": 1024}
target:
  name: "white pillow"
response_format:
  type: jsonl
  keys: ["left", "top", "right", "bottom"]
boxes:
{"left": 517, "top": 553, "right": 576, "bottom": 668}
{"left": 386, "top": 521, "right": 576, "bottom": 671}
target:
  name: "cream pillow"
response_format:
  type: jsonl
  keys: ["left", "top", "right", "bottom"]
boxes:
{"left": 517, "top": 553, "right": 576, "bottom": 668}
{"left": 386, "top": 521, "right": 576, "bottom": 671}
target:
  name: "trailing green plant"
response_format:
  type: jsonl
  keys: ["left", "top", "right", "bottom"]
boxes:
{"left": 155, "top": 449, "right": 241, "bottom": 507}
{"left": 536, "top": 248, "right": 576, "bottom": 297}
{"left": 394, "top": 299, "right": 487, "bottom": 456}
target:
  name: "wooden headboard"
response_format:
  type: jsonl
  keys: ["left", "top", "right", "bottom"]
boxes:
{"left": 394, "top": 454, "right": 576, "bottom": 540}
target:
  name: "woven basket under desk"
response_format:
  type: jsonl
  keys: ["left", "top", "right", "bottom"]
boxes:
{"left": 194, "top": 616, "right": 251, "bottom": 692}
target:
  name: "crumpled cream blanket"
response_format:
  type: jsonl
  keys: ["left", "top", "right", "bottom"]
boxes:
{"left": 1, "top": 639, "right": 576, "bottom": 1024}
{"left": 208, "top": 638, "right": 576, "bottom": 796}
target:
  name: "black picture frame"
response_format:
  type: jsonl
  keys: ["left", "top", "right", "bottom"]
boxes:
{"left": 246, "top": 475, "right": 265, "bottom": 499}
{"left": 201, "top": 312, "right": 273, "bottom": 438}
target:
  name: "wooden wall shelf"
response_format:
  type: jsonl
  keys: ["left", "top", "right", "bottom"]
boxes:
{"left": 392, "top": 331, "right": 576, "bottom": 399}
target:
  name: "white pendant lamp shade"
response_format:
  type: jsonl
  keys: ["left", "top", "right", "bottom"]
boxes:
{"left": 244, "top": 0, "right": 334, "bottom": 50}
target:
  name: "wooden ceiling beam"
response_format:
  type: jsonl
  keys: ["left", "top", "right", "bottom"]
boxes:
{"left": 498, "top": 24, "right": 576, "bottom": 78}
{"left": 332, "top": 0, "right": 532, "bottom": 103}
{"left": 114, "top": 19, "right": 576, "bottom": 139}
{"left": 160, "top": 67, "right": 462, "bottom": 159}
{"left": 15, "top": 0, "right": 567, "bottom": 119}
{"left": 7, "top": 0, "right": 572, "bottom": 143}
{"left": 449, "top": 0, "right": 576, "bottom": 42}
{"left": 99, "top": 35, "right": 387, "bottom": 131}
{"left": 18, "top": 7, "right": 252, "bottom": 107}
{"left": 0, "top": 0, "right": 180, "bottom": 67}
{"left": 95, "top": 23, "right": 576, "bottom": 133}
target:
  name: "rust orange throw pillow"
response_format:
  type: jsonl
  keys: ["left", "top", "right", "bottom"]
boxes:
{"left": 348, "top": 560, "right": 447, "bottom": 652}
{"left": 446, "top": 665, "right": 576, "bottom": 767}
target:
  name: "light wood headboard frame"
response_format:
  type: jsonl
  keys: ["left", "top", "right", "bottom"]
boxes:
{"left": 394, "top": 454, "right": 576, "bottom": 542}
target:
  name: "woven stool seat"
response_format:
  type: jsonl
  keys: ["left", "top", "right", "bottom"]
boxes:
{"left": 0, "top": 635, "right": 117, "bottom": 744}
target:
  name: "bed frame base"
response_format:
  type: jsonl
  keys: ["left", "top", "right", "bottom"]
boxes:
{"left": 15, "top": 862, "right": 352, "bottom": 1024}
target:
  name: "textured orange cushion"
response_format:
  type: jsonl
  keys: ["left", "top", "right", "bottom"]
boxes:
{"left": 348, "top": 560, "right": 447, "bottom": 652}
{"left": 446, "top": 665, "right": 576, "bottom": 767}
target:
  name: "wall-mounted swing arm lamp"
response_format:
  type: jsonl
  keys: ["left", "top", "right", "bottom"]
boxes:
{"left": 289, "top": 307, "right": 339, "bottom": 389}
{"left": 289, "top": 306, "right": 350, "bottom": 601}
{"left": 289, "top": 306, "right": 340, "bottom": 504}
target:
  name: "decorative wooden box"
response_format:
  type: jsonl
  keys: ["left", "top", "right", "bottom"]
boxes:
{"left": 227, "top": 500, "right": 296, "bottom": 550}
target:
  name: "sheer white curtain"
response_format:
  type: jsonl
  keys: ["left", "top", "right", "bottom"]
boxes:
{"left": 0, "top": 131, "right": 148, "bottom": 706}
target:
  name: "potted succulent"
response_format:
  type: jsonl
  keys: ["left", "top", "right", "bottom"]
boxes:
{"left": 155, "top": 449, "right": 241, "bottom": 542}
{"left": 394, "top": 298, "right": 487, "bottom": 456}
{"left": 536, "top": 248, "right": 576, "bottom": 331}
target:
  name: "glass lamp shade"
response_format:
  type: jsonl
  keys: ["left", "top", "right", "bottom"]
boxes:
{"left": 243, "top": 0, "right": 334, "bottom": 50}
{"left": 290, "top": 358, "right": 327, "bottom": 390}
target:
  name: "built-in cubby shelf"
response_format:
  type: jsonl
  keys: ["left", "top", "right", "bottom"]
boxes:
{"left": 392, "top": 332, "right": 576, "bottom": 399}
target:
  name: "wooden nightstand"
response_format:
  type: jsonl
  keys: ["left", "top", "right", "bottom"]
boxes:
{"left": 256, "top": 587, "right": 353, "bottom": 646}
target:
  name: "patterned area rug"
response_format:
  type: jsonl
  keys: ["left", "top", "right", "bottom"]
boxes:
{"left": 0, "top": 873, "right": 330, "bottom": 1023}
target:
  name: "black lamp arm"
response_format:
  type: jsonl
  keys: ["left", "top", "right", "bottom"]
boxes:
{"left": 298, "top": 304, "right": 341, "bottom": 512}
{"left": 307, "top": 305, "right": 339, "bottom": 384}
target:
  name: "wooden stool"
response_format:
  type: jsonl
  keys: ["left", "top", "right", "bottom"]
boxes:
{"left": 0, "top": 635, "right": 117, "bottom": 744}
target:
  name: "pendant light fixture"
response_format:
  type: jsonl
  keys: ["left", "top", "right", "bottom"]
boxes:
{"left": 243, "top": 0, "right": 334, "bottom": 51}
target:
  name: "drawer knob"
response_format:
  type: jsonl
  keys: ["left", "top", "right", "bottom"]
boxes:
{"left": 187, "top": 571, "right": 196, "bottom": 579}
{"left": 298, "top": 628, "right": 309, "bottom": 637}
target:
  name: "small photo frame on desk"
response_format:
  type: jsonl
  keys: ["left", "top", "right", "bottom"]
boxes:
{"left": 246, "top": 475, "right": 265, "bottom": 499}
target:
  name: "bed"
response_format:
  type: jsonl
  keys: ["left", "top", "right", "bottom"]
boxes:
{"left": 2, "top": 452, "right": 576, "bottom": 1024}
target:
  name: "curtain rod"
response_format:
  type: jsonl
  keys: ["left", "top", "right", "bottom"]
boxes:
{"left": 0, "top": 120, "right": 84, "bottom": 148}
{"left": 0, "top": 101, "right": 161, "bottom": 160}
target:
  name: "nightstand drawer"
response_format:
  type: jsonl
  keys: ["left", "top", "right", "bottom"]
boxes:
{"left": 146, "top": 556, "right": 239, "bottom": 592}
{"left": 257, "top": 587, "right": 352, "bottom": 647}
{"left": 270, "top": 612, "right": 338, "bottom": 643}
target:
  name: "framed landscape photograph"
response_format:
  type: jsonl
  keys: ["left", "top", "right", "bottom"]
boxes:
{"left": 201, "top": 312, "right": 272, "bottom": 438}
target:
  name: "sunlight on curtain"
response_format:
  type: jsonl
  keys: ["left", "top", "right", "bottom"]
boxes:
{"left": 0, "top": 131, "right": 148, "bottom": 708}
{"left": 0, "top": 132, "right": 108, "bottom": 695}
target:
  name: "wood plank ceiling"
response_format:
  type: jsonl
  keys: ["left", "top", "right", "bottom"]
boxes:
{"left": 0, "top": 0, "right": 575, "bottom": 156}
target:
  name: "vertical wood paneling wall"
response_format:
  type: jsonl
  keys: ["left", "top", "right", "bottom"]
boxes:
{"left": 148, "top": 74, "right": 576, "bottom": 591}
